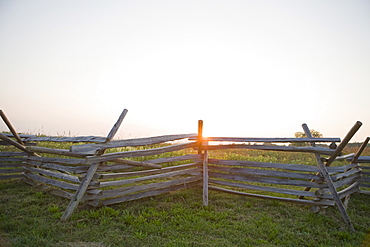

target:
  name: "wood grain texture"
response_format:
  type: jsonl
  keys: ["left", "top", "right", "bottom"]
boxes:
{"left": 86, "top": 142, "right": 197, "bottom": 163}
{"left": 99, "top": 167, "right": 202, "bottom": 188}
{"left": 209, "top": 165, "right": 319, "bottom": 180}
{"left": 209, "top": 158, "right": 320, "bottom": 172}
{"left": 209, "top": 186, "right": 334, "bottom": 206}
{"left": 209, "top": 179, "right": 332, "bottom": 199}
{"left": 203, "top": 144, "right": 336, "bottom": 155}
{"left": 209, "top": 171, "right": 325, "bottom": 188}
{"left": 189, "top": 137, "right": 341, "bottom": 143}
{"left": 71, "top": 133, "right": 197, "bottom": 153}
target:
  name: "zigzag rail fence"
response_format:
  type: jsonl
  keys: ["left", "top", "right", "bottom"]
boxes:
{"left": 0, "top": 109, "right": 369, "bottom": 231}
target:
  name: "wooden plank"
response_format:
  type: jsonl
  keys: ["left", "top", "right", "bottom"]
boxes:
{"left": 359, "top": 190, "right": 370, "bottom": 195}
{"left": 99, "top": 167, "right": 202, "bottom": 188}
{"left": 335, "top": 153, "right": 355, "bottom": 161}
{"left": 210, "top": 165, "right": 319, "bottom": 180}
{"left": 105, "top": 109, "right": 128, "bottom": 141}
{"left": 209, "top": 186, "right": 334, "bottom": 207}
{"left": 0, "top": 152, "right": 27, "bottom": 157}
{"left": 27, "top": 146, "right": 95, "bottom": 157}
{"left": 325, "top": 121, "right": 362, "bottom": 167}
{"left": 333, "top": 173, "right": 361, "bottom": 189}
{"left": 100, "top": 162, "right": 199, "bottom": 179}
{"left": 338, "top": 182, "right": 360, "bottom": 199}
{"left": 26, "top": 156, "right": 86, "bottom": 165}
{"left": 24, "top": 167, "right": 80, "bottom": 183}
{"left": 0, "top": 133, "right": 39, "bottom": 156}
{"left": 197, "top": 120, "right": 203, "bottom": 155}
{"left": 0, "top": 157, "right": 27, "bottom": 162}
{"left": 203, "top": 143, "right": 209, "bottom": 206}
{"left": 22, "top": 176, "right": 73, "bottom": 199}
{"left": 189, "top": 137, "right": 341, "bottom": 143}
{"left": 71, "top": 133, "right": 197, "bottom": 153}
{"left": 359, "top": 176, "right": 370, "bottom": 183}
{"left": 0, "top": 110, "right": 25, "bottom": 145}
{"left": 60, "top": 162, "right": 100, "bottom": 220}
{"left": 209, "top": 179, "right": 329, "bottom": 198}
{"left": 327, "top": 163, "right": 358, "bottom": 173}
{"left": 110, "top": 158, "right": 161, "bottom": 169}
{"left": 350, "top": 137, "right": 370, "bottom": 164}
{"left": 85, "top": 142, "right": 197, "bottom": 164}
{"left": 75, "top": 164, "right": 131, "bottom": 173}
{"left": 350, "top": 156, "right": 370, "bottom": 163}
{"left": 0, "top": 174, "right": 22, "bottom": 180}
{"left": 98, "top": 180, "right": 201, "bottom": 207}
{"left": 208, "top": 159, "right": 320, "bottom": 172}
{"left": 0, "top": 163, "right": 26, "bottom": 168}
{"left": 23, "top": 172, "right": 79, "bottom": 190}
{"left": 361, "top": 171, "right": 370, "bottom": 176}
{"left": 24, "top": 160, "right": 76, "bottom": 174}
{"left": 1, "top": 133, "right": 35, "bottom": 138}
{"left": 209, "top": 171, "right": 325, "bottom": 188}
{"left": 100, "top": 176, "right": 202, "bottom": 199}
{"left": 96, "top": 163, "right": 130, "bottom": 171}
{"left": 0, "top": 168, "right": 24, "bottom": 173}
{"left": 203, "top": 144, "right": 336, "bottom": 155}
{"left": 330, "top": 168, "right": 362, "bottom": 182}
{"left": 359, "top": 183, "right": 370, "bottom": 188}
{"left": 22, "top": 136, "right": 107, "bottom": 143}
{"left": 359, "top": 165, "right": 370, "bottom": 170}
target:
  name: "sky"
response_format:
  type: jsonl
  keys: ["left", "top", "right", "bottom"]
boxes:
{"left": 0, "top": 0, "right": 370, "bottom": 141}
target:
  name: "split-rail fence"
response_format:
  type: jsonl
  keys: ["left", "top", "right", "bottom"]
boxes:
{"left": 0, "top": 109, "right": 369, "bottom": 231}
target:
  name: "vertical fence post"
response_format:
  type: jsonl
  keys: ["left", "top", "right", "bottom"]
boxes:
{"left": 198, "top": 120, "right": 203, "bottom": 155}
{"left": 203, "top": 140, "right": 209, "bottom": 206}
{"left": 198, "top": 120, "right": 209, "bottom": 206}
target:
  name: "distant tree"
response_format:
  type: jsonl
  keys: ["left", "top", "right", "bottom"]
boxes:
{"left": 294, "top": 129, "right": 323, "bottom": 138}
{"left": 292, "top": 130, "right": 323, "bottom": 146}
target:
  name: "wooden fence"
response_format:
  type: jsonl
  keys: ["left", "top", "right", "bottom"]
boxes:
{"left": 0, "top": 109, "right": 369, "bottom": 231}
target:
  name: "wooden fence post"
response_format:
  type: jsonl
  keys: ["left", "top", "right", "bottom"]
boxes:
{"left": 0, "top": 133, "right": 39, "bottom": 157}
{"left": 0, "top": 110, "right": 25, "bottom": 145}
{"left": 198, "top": 120, "right": 209, "bottom": 206}
{"left": 350, "top": 137, "right": 370, "bottom": 164}
{"left": 303, "top": 123, "right": 358, "bottom": 231}
{"left": 198, "top": 120, "right": 203, "bottom": 155}
{"left": 61, "top": 109, "right": 128, "bottom": 221}
{"left": 203, "top": 141, "right": 209, "bottom": 206}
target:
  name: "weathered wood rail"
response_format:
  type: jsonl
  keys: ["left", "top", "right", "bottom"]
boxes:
{"left": 0, "top": 152, "right": 28, "bottom": 180}
{"left": 0, "top": 109, "right": 369, "bottom": 231}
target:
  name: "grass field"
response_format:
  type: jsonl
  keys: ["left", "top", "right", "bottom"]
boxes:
{"left": 0, "top": 143, "right": 369, "bottom": 246}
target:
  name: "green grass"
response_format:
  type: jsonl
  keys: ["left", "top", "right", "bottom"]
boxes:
{"left": 0, "top": 141, "right": 370, "bottom": 246}
{"left": 0, "top": 179, "right": 369, "bottom": 246}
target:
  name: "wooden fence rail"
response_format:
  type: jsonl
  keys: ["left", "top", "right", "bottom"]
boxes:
{"left": 0, "top": 152, "right": 28, "bottom": 180}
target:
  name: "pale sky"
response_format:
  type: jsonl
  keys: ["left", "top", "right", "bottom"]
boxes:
{"left": 1, "top": 0, "right": 370, "bottom": 141}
